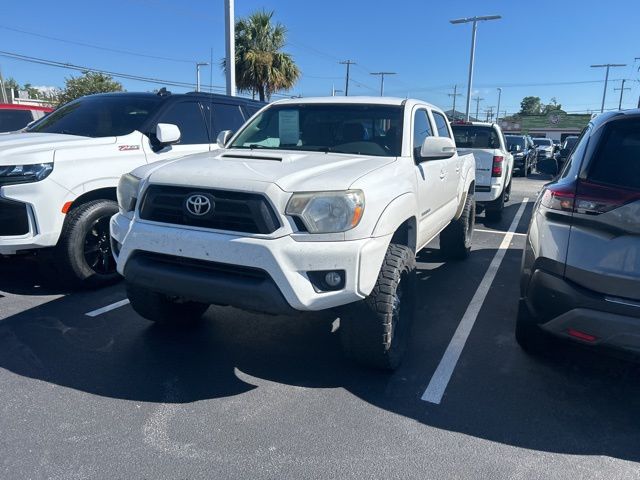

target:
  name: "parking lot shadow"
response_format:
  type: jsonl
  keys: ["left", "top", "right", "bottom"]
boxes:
{"left": 0, "top": 255, "right": 75, "bottom": 296}
{"left": 0, "top": 244, "right": 639, "bottom": 463}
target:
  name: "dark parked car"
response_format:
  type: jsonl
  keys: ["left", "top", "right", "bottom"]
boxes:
{"left": 0, "top": 103, "right": 53, "bottom": 132}
{"left": 555, "top": 135, "right": 579, "bottom": 168}
{"left": 505, "top": 134, "right": 536, "bottom": 177}
{"left": 517, "top": 110, "right": 640, "bottom": 357}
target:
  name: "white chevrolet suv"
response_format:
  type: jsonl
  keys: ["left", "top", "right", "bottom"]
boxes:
{"left": 0, "top": 91, "right": 262, "bottom": 286}
{"left": 112, "top": 97, "right": 476, "bottom": 370}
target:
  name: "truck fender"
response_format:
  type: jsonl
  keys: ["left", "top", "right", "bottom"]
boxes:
{"left": 454, "top": 155, "right": 476, "bottom": 219}
{"left": 371, "top": 192, "right": 419, "bottom": 251}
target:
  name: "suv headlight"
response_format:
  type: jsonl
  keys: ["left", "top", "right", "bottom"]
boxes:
{"left": 0, "top": 163, "right": 53, "bottom": 186}
{"left": 117, "top": 173, "right": 142, "bottom": 213}
{"left": 286, "top": 190, "right": 365, "bottom": 233}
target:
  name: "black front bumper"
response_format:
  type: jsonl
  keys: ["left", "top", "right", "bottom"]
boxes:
{"left": 523, "top": 269, "right": 640, "bottom": 352}
{"left": 124, "top": 251, "right": 298, "bottom": 316}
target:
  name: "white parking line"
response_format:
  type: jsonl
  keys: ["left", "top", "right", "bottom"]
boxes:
{"left": 475, "top": 228, "right": 527, "bottom": 237}
{"left": 85, "top": 299, "right": 130, "bottom": 317}
{"left": 421, "top": 198, "right": 530, "bottom": 405}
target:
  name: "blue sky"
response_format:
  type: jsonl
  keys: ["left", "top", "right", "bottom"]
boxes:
{"left": 1, "top": 0, "right": 639, "bottom": 115}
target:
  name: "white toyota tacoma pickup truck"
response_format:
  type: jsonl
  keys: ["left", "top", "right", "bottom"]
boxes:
{"left": 0, "top": 91, "right": 261, "bottom": 286}
{"left": 112, "top": 97, "right": 476, "bottom": 370}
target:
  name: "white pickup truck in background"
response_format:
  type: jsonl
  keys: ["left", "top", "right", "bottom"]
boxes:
{"left": 451, "top": 121, "right": 514, "bottom": 221}
{"left": 111, "top": 97, "right": 476, "bottom": 370}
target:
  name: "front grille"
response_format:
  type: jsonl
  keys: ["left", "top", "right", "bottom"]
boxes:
{"left": 139, "top": 185, "right": 281, "bottom": 234}
{"left": 133, "top": 251, "right": 269, "bottom": 281}
{"left": 0, "top": 198, "right": 29, "bottom": 236}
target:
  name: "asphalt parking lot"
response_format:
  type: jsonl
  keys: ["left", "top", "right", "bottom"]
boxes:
{"left": 1, "top": 174, "right": 639, "bottom": 480}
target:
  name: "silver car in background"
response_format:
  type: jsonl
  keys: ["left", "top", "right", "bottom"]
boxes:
{"left": 517, "top": 110, "right": 640, "bottom": 356}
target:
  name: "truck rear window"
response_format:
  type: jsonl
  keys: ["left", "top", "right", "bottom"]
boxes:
{"left": 451, "top": 125, "right": 500, "bottom": 149}
{"left": 589, "top": 119, "right": 640, "bottom": 191}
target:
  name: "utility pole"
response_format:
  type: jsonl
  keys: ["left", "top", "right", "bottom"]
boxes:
{"left": 614, "top": 79, "right": 631, "bottom": 110}
{"left": 473, "top": 96, "right": 484, "bottom": 120}
{"left": 448, "top": 85, "right": 463, "bottom": 119}
{"left": 370, "top": 72, "right": 396, "bottom": 96}
{"left": 195, "top": 62, "right": 209, "bottom": 92}
{"left": 484, "top": 106, "right": 494, "bottom": 122}
{"left": 495, "top": 87, "right": 502, "bottom": 123}
{"left": 450, "top": 15, "right": 502, "bottom": 121}
{"left": 590, "top": 63, "right": 626, "bottom": 112}
{"left": 339, "top": 60, "right": 356, "bottom": 96}
{"left": 224, "top": 0, "right": 236, "bottom": 96}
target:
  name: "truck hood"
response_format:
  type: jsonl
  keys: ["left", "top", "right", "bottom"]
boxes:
{"left": 0, "top": 132, "right": 116, "bottom": 166}
{"left": 147, "top": 149, "right": 397, "bottom": 192}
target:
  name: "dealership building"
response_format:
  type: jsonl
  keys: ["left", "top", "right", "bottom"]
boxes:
{"left": 499, "top": 111, "right": 591, "bottom": 142}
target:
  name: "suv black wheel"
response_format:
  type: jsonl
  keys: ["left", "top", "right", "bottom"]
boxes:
{"left": 440, "top": 192, "right": 475, "bottom": 260}
{"left": 126, "top": 283, "right": 209, "bottom": 326}
{"left": 340, "top": 243, "right": 416, "bottom": 371}
{"left": 54, "top": 199, "right": 121, "bottom": 288}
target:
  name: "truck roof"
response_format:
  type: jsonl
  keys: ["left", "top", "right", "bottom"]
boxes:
{"left": 80, "top": 91, "right": 264, "bottom": 106}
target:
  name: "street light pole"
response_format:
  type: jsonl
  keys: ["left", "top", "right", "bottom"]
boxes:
{"left": 370, "top": 72, "right": 396, "bottom": 96}
{"left": 450, "top": 15, "right": 502, "bottom": 121}
{"left": 195, "top": 62, "right": 209, "bottom": 92}
{"left": 590, "top": 63, "right": 626, "bottom": 112}
{"left": 224, "top": 0, "right": 236, "bottom": 96}
{"left": 496, "top": 87, "right": 502, "bottom": 123}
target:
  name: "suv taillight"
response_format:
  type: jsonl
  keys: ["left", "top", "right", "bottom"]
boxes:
{"left": 541, "top": 180, "right": 640, "bottom": 215}
{"left": 491, "top": 156, "right": 504, "bottom": 177}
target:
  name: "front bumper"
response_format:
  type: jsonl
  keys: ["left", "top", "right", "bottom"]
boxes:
{"left": 111, "top": 213, "right": 392, "bottom": 312}
{"left": 523, "top": 269, "right": 640, "bottom": 352}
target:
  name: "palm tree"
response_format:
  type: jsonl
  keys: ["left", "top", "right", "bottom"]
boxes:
{"left": 223, "top": 10, "right": 301, "bottom": 101}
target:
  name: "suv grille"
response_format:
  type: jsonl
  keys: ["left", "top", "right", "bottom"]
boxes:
{"left": 139, "top": 185, "right": 281, "bottom": 234}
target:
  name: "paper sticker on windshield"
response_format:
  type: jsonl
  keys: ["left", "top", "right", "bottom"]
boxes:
{"left": 279, "top": 110, "right": 300, "bottom": 146}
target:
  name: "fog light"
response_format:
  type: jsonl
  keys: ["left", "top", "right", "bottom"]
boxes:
{"left": 325, "top": 271, "right": 342, "bottom": 287}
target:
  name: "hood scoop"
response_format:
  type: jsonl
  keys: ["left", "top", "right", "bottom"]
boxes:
{"left": 221, "top": 153, "right": 283, "bottom": 162}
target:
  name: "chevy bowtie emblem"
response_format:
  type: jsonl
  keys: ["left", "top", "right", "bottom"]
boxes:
{"left": 185, "top": 194, "right": 213, "bottom": 216}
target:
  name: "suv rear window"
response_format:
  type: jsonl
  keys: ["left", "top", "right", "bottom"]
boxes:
{"left": 451, "top": 125, "right": 501, "bottom": 149}
{"left": 589, "top": 119, "right": 640, "bottom": 191}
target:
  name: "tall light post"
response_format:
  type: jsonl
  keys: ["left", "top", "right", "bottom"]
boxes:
{"left": 195, "top": 62, "right": 209, "bottom": 92}
{"left": 495, "top": 87, "right": 502, "bottom": 123}
{"left": 450, "top": 15, "right": 501, "bottom": 121}
{"left": 224, "top": 0, "right": 236, "bottom": 96}
{"left": 590, "top": 63, "right": 626, "bottom": 112}
{"left": 370, "top": 72, "right": 397, "bottom": 96}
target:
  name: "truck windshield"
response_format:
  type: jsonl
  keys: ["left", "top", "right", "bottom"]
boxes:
{"left": 229, "top": 104, "right": 403, "bottom": 157}
{"left": 533, "top": 138, "right": 552, "bottom": 146}
{"left": 27, "top": 95, "right": 162, "bottom": 137}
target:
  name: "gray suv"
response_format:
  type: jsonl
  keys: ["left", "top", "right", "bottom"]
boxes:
{"left": 517, "top": 110, "right": 640, "bottom": 356}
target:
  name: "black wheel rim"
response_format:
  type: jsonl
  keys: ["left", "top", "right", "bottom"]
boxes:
{"left": 84, "top": 216, "right": 116, "bottom": 275}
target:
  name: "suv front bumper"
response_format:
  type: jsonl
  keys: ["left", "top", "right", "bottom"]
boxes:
{"left": 111, "top": 213, "right": 392, "bottom": 312}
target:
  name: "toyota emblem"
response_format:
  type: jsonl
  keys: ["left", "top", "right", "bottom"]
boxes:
{"left": 185, "top": 194, "right": 213, "bottom": 216}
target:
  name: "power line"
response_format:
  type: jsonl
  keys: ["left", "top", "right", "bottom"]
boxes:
{"left": 0, "top": 24, "right": 196, "bottom": 64}
{"left": 0, "top": 49, "right": 226, "bottom": 91}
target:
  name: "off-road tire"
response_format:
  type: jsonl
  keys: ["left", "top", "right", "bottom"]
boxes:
{"left": 440, "top": 192, "right": 475, "bottom": 260}
{"left": 340, "top": 244, "right": 416, "bottom": 371}
{"left": 126, "top": 282, "right": 209, "bottom": 326}
{"left": 53, "top": 199, "right": 121, "bottom": 288}
{"left": 515, "top": 299, "right": 550, "bottom": 355}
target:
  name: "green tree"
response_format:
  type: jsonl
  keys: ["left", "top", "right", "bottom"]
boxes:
{"left": 223, "top": 10, "right": 301, "bottom": 101}
{"left": 57, "top": 72, "right": 123, "bottom": 106}
{"left": 520, "top": 96, "right": 543, "bottom": 115}
{"left": 542, "top": 97, "right": 563, "bottom": 114}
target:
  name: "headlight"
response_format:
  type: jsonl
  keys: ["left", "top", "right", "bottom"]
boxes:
{"left": 117, "top": 173, "right": 141, "bottom": 213}
{"left": 286, "top": 190, "right": 365, "bottom": 233}
{"left": 0, "top": 163, "right": 53, "bottom": 186}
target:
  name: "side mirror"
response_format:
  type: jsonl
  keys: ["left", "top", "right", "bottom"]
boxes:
{"left": 216, "top": 130, "right": 233, "bottom": 148}
{"left": 419, "top": 136, "right": 456, "bottom": 161}
{"left": 156, "top": 123, "right": 181, "bottom": 145}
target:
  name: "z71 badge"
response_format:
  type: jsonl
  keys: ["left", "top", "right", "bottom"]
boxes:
{"left": 118, "top": 145, "right": 140, "bottom": 151}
